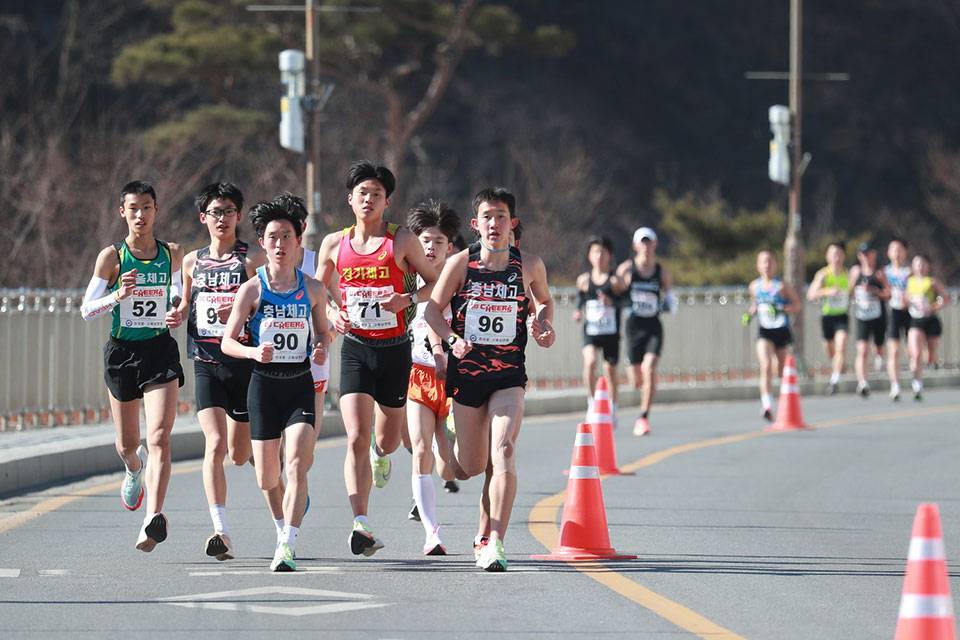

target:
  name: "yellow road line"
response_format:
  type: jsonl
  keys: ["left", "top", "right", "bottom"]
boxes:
{"left": 528, "top": 403, "right": 960, "bottom": 639}
{"left": 0, "top": 436, "right": 348, "bottom": 535}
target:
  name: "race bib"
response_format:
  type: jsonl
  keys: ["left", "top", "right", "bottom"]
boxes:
{"left": 260, "top": 318, "right": 309, "bottom": 363}
{"left": 344, "top": 286, "right": 398, "bottom": 331}
{"left": 584, "top": 299, "right": 617, "bottom": 336}
{"left": 464, "top": 300, "right": 517, "bottom": 345}
{"left": 757, "top": 302, "right": 787, "bottom": 329}
{"left": 119, "top": 286, "right": 166, "bottom": 329}
{"left": 854, "top": 287, "right": 882, "bottom": 321}
{"left": 889, "top": 287, "right": 906, "bottom": 310}
{"left": 825, "top": 290, "right": 849, "bottom": 311}
{"left": 630, "top": 290, "right": 659, "bottom": 318}
{"left": 909, "top": 295, "right": 932, "bottom": 319}
{"left": 195, "top": 292, "right": 235, "bottom": 337}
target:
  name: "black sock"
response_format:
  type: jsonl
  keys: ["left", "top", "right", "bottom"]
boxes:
{"left": 642, "top": 411, "right": 649, "bottom": 419}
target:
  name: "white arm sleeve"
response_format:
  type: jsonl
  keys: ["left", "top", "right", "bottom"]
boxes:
{"left": 169, "top": 268, "right": 183, "bottom": 305}
{"left": 664, "top": 290, "right": 679, "bottom": 314}
{"left": 80, "top": 276, "right": 118, "bottom": 321}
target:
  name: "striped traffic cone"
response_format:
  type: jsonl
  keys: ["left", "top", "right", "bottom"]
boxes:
{"left": 766, "top": 354, "right": 812, "bottom": 431}
{"left": 591, "top": 377, "right": 633, "bottom": 476}
{"left": 895, "top": 503, "right": 956, "bottom": 640}
{"left": 532, "top": 423, "right": 636, "bottom": 561}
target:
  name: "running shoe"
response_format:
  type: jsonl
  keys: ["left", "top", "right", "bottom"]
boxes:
{"left": 444, "top": 409, "right": 456, "bottom": 442}
{"left": 473, "top": 535, "right": 489, "bottom": 561}
{"left": 304, "top": 494, "right": 310, "bottom": 517}
{"left": 889, "top": 386, "right": 900, "bottom": 402}
{"left": 826, "top": 382, "right": 839, "bottom": 396}
{"left": 370, "top": 443, "right": 392, "bottom": 488}
{"left": 856, "top": 382, "right": 870, "bottom": 398}
{"left": 135, "top": 513, "right": 169, "bottom": 552}
{"left": 632, "top": 417, "right": 650, "bottom": 436}
{"left": 408, "top": 502, "right": 420, "bottom": 522}
{"left": 205, "top": 531, "right": 234, "bottom": 561}
{"left": 477, "top": 538, "right": 507, "bottom": 572}
{"left": 914, "top": 390, "right": 923, "bottom": 402}
{"left": 271, "top": 542, "right": 296, "bottom": 572}
{"left": 443, "top": 480, "right": 460, "bottom": 493}
{"left": 762, "top": 409, "right": 774, "bottom": 423}
{"left": 350, "top": 520, "right": 384, "bottom": 557}
{"left": 423, "top": 526, "right": 446, "bottom": 556}
{"left": 120, "top": 445, "right": 147, "bottom": 511}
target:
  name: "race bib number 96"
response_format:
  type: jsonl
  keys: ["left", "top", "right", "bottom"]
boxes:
{"left": 196, "top": 292, "right": 235, "bottom": 337}
{"left": 464, "top": 300, "right": 518, "bottom": 345}
{"left": 119, "top": 286, "right": 166, "bottom": 328}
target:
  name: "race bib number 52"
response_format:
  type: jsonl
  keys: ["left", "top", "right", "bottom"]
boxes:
{"left": 119, "top": 286, "right": 166, "bottom": 328}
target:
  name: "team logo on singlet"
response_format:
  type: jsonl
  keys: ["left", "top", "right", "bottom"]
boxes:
{"left": 377, "top": 250, "right": 388, "bottom": 261}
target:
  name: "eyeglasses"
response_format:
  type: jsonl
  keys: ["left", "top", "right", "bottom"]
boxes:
{"left": 204, "top": 207, "right": 238, "bottom": 219}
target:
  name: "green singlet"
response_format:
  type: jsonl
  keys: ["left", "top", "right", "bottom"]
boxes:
{"left": 110, "top": 240, "right": 172, "bottom": 340}
{"left": 820, "top": 266, "right": 850, "bottom": 316}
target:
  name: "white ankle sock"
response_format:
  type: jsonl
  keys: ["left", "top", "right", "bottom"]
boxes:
{"left": 829, "top": 372, "right": 840, "bottom": 384}
{"left": 761, "top": 393, "right": 773, "bottom": 410}
{"left": 412, "top": 473, "right": 438, "bottom": 534}
{"left": 281, "top": 525, "right": 298, "bottom": 550}
{"left": 209, "top": 504, "right": 228, "bottom": 534}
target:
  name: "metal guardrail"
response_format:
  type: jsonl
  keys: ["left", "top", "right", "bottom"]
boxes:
{"left": 2, "top": 287, "right": 958, "bottom": 429}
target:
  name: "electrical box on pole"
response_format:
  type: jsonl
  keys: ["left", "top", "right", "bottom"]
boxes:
{"left": 768, "top": 105, "right": 791, "bottom": 185}
{"left": 279, "top": 49, "right": 305, "bottom": 153}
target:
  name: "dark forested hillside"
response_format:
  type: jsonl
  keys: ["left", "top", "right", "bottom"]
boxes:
{"left": 3, "top": 0, "right": 960, "bottom": 287}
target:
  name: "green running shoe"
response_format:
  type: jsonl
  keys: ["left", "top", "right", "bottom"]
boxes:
{"left": 370, "top": 442, "right": 392, "bottom": 488}
{"left": 477, "top": 538, "right": 508, "bottom": 572}
{"left": 350, "top": 520, "right": 384, "bottom": 557}
{"left": 120, "top": 445, "right": 147, "bottom": 511}
{"left": 271, "top": 542, "right": 296, "bottom": 572}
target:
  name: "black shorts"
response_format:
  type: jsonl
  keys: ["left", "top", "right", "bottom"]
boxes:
{"left": 582, "top": 333, "right": 620, "bottom": 365}
{"left": 888, "top": 309, "right": 911, "bottom": 341}
{"left": 194, "top": 359, "right": 254, "bottom": 422}
{"left": 910, "top": 315, "right": 942, "bottom": 337}
{"left": 339, "top": 336, "right": 412, "bottom": 408}
{"left": 855, "top": 315, "right": 886, "bottom": 346}
{"left": 247, "top": 370, "right": 315, "bottom": 440}
{"left": 626, "top": 316, "right": 663, "bottom": 363}
{"left": 447, "top": 371, "right": 527, "bottom": 409}
{"left": 757, "top": 326, "right": 793, "bottom": 349}
{"left": 103, "top": 333, "right": 184, "bottom": 402}
{"left": 820, "top": 314, "right": 849, "bottom": 341}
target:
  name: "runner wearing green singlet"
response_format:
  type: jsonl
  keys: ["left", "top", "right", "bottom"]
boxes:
{"left": 807, "top": 242, "right": 850, "bottom": 395}
{"left": 79, "top": 180, "right": 185, "bottom": 552}
{"left": 905, "top": 254, "right": 950, "bottom": 400}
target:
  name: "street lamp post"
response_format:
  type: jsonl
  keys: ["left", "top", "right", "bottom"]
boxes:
{"left": 784, "top": 0, "right": 806, "bottom": 368}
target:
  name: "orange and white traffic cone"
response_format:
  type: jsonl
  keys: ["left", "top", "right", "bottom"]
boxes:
{"left": 532, "top": 423, "right": 636, "bottom": 561}
{"left": 766, "top": 354, "right": 812, "bottom": 431}
{"left": 895, "top": 503, "right": 956, "bottom": 640}
{"left": 591, "top": 377, "right": 633, "bottom": 476}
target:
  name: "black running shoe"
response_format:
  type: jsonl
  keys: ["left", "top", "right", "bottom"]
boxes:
{"left": 443, "top": 480, "right": 460, "bottom": 493}
{"left": 762, "top": 409, "right": 774, "bottom": 423}
{"left": 408, "top": 503, "right": 420, "bottom": 521}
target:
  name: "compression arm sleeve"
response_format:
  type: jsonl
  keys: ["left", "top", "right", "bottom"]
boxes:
{"left": 169, "top": 269, "right": 183, "bottom": 306}
{"left": 664, "top": 290, "right": 679, "bottom": 314}
{"left": 575, "top": 289, "right": 587, "bottom": 309}
{"left": 80, "top": 276, "right": 118, "bottom": 321}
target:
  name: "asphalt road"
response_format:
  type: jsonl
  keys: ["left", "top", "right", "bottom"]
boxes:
{"left": 2, "top": 389, "right": 959, "bottom": 639}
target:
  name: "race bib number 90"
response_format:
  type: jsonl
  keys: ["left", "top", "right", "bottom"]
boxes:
{"left": 345, "top": 286, "right": 398, "bottom": 331}
{"left": 119, "top": 286, "right": 166, "bottom": 328}
{"left": 196, "top": 292, "right": 235, "bottom": 337}
{"left": 464, "top": 300, "right": 518, "bottom": 345}
{"left": 260, "top": 318, "right": 309, "bottom": 362}
{"left": 757, "top": 302, "right": 787, "bottom": 329}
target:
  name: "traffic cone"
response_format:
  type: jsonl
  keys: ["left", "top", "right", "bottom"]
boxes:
{"left": 532, "top": 423, "right": 636, "bottom": 560}
{"left": 895, "top": 503, "right": 956, "bottom": 640}
{"left": 590, "top": 378, "right": 633, "bottom": 476}
{"left": 766, "top": 354, "right": 812, "bottom": 431}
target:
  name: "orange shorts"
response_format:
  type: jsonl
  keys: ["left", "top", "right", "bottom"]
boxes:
{"left": 407, "top": 362, "right": 448, "bottom": 418}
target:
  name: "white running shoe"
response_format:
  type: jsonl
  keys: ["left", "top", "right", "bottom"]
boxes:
{"left": 477, "top": 538, "right": 508, "bottom": 572}
{"left": 370, "top": 442, "right": 392, "bottom": 488}
{"left": 473, "top": 535, "right": 489, "bottom": 561}
{"left": 205, "top": 531, "right": 234, "bottom": 561}
{"left": 423, "top": 526, "right": 446, "bottom": 556}
{"left": 135, "top": 513, "right": 168, "bottom": 552}
{"left": 271, "top": 542, "right": 295, "bottom": 572}
{"left": 120, "top": 445, "right": 147, "bottom": 511}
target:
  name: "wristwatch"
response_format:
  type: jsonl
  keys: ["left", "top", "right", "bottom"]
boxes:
{"left": 447, "top": 334, "right": 458, "bottom": 346}
{"left": 409, "top": 292, "right": 419, "bottom": 306}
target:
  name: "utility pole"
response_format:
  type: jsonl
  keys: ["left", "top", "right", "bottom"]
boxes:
{"left": 784, "top": 0, "right": 805, "bottom": 365}
{"left": 248, "top": 3, "right": 379, "bottom": 250}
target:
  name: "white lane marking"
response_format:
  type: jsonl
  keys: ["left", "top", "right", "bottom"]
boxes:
{"left": 159, "top": 586, "right": 392, "bottom": 617}
{"left": 38, "top": 569, "right": 71, "bottom": 576}
{"left": 189, "top": 566, "right": 342, "bottom": 577}
{"left": 0, "top": 568, "right": 21, "bottom": 578}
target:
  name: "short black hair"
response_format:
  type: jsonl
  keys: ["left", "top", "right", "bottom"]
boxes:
{"left": 195, "top": 182, "right": 244, "bottom": 213}
{"left": 472, "top": 187, "right": 516, "bottom": 218}
{"left": 586, "top": 235, "right": 613, "bottom": 255}
{"left": 406, "top": 199, "right": 461, "bottom": 241}
{"left": 890, "top": 236, "right": 908, "bottom": 249}
{"left": 827, "top": 241, "right": 846, "bottom": 252}
{"left": 120, "top": 180, "right": 157, "bottom": 205}
{"left": 450, "top": 234, "right": 468, "bottom": 251}
{"left": 512, "top": 218, "right": 524, "bottom": 245}
{"left": 345, "top": 160, "right": 396, "bottom": 198}
{"left": 248, "top": 193, "right": 308, "bottom": 239}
